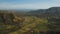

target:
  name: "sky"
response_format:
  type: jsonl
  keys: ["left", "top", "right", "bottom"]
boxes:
{"left": 0, "top": 0, "right": 60, "bottom": 9}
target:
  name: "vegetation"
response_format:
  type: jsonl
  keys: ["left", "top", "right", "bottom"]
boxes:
{"left": 0, "top": 7, "right": 60, "bottom": 34}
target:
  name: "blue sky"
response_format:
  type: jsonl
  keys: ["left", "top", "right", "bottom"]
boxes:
{"left": 0, "top": 0, "right": 60, "bottom": 9}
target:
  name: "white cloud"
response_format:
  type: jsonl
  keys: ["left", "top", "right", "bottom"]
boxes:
{"left": 52, "top": 0, "right": 60, "bottom": 3}
{"left": 53, "top": 0, "right": 60, "bottom": 1}
{"left": 0, "top": 2, "right": 60, "bottom": 9}
{"left": 0, "top": 0, "right": 60, "bottom": 9}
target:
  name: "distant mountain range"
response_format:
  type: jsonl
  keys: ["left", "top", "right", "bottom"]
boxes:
{"left": 27, "top": 7, "right": 60, "bottom": 17}
{"left": 0, "top": 7, "right": 60, "bottom": 17}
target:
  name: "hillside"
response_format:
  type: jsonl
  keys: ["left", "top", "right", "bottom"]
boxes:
{"left": 0, "top": 12, "right": 48, "bottom": 34}
{"left": 0, "top": 7, "right": 60, "bottom": 34}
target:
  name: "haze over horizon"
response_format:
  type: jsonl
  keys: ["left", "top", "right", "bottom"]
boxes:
{"left": 0, "top": 0, "right": 60, "bottom": 10}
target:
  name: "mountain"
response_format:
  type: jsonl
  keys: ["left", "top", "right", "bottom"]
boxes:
{"left": 0, "top": 7, "right": 60, "bottom": 34}
{"left": 27, "top": 7, "right": 60, "bottom": 17}
{"left": 47, "top": 7, "right": 60, "bottom": 16}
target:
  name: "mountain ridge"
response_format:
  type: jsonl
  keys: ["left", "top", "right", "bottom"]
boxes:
{"left": 27, "top": 7, "right": 60, "bottom": 17}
